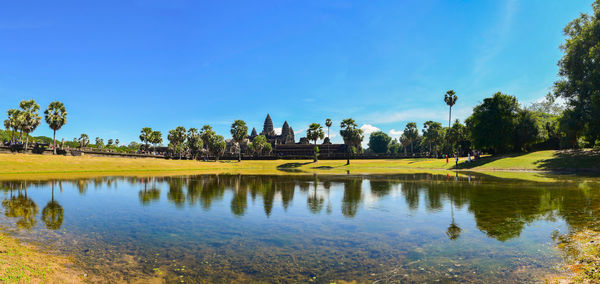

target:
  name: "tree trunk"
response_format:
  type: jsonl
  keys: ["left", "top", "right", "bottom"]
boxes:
{"left": 449, "top": 106, "right": 452, "bottom": 128}
{"left": 53, "top": 129, "right": 57, "bottom": 155}
{"left": 25, "top": 135, "right": 29, "bottom": 151}
{"left": 238, "top": 143, "right": 241, "bottom": 162}
{"left": 313, "top": 141, "right": 317, "bottom": 162}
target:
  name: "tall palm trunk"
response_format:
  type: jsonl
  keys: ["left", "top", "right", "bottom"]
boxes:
{"left": 53, "top": 129, "right": 57, "bottom": 155}
{"left": 25, "top": 135, "right": 29, "bottom": 151}
{"left": 448, "top": 106, "right": 452, "bottom": 128}
{"left": 313, "top": 141, "right": 318, "bottom": 162}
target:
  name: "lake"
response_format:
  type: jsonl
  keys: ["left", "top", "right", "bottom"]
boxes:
{"left": 1, "top": 173, "right": 599, "bottom": 283}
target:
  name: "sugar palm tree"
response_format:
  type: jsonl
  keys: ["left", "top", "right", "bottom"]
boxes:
{"left": 230, "top": 120, "right": 248, "bottom": 162}
{"left": 139, "top": 127, "right": 153, "bottom": 152}
{"left": 18, "top": 100, "right": 41, "bottom": 151}
{"left": 444, "top": 90, "right": 458, "bottom": 128}
{"left": 4, "top": 109, "right": 21, "bottom": 142}
{"left": 306, "top": 123, "right": 325, "bottom": 162}
{"left": 44, "top": 101, "right": 67, "bottom": 154}
{"left": 325, "top": 118, "right": 332, "bottom": 138}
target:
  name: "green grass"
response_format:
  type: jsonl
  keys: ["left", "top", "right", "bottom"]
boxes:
{"left": 454, "top": 149, "right": 600, "bottom": 172}
{"left": 0, "top": 150, "right": 598, "bottom": 182}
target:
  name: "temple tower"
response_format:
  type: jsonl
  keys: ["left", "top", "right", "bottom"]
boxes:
{"left": 261, "top": 114, "right": 275, "bottom": 136}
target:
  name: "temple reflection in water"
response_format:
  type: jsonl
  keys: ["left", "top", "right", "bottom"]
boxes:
{"left": 2, "top": 173, "right": 600, "bottom": 242}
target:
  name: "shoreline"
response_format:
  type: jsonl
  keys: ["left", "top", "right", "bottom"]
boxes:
{"left": 0, "top": 229, "right": 85, "bottom": 283}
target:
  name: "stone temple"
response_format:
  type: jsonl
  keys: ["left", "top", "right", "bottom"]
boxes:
{"left": 248, "top": 114, "right": 295, "bottom": 145}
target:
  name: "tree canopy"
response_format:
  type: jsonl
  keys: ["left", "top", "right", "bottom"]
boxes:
{"left": 554, "top": 0, "right": 600, "bottom": 146}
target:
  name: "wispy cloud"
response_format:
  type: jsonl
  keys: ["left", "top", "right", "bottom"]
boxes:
{"left": 471, "top": 0, "right": 518, "bottom": 83}
{"left": 366, "top": 106, "right": 472, "bottom": 125}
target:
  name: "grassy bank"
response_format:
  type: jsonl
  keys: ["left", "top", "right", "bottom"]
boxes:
{"left": 0, "top": 230, "right": 83, "bottom": 283}
{"left": 1, "top": 150, "right": 599, "bottom": 175}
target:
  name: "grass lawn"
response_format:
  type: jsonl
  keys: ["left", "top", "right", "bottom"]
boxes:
{"left": 0, "top": 150, "right": 598, "bottom": 182}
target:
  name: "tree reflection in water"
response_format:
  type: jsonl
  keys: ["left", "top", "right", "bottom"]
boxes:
{"left": 0, "top": 173, "right": 599, "bottom": 243}
{"left": 41, "top": 181, "right": 64, "bottom": 230}
{"left": 1, "top": 181, "right": 38, "bottom": 230}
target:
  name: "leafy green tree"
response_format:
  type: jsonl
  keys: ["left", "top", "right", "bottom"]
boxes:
{"left": 403, "top": 122, "right": 419, "bottom": 154}
{"left": 465, "top": 92, "right": 519, "bottom": 153}
{"left": 528, "top": 93, "right": 564, "bottom": 116}
{"left": 18, "top": 100, "right": 41, "bottom": 151}
{"left": 139, "top": 127, "right": 153, "bottom": 151}
{"left": 208, "top": 134, "right": 226, "bottom": 161}
{"left": 230, "top": 120, "right": 248, "bottom": 162}
{"left": 389, "top": 138, "right": 402, "bottom": 154}
{"left": 43, "top": 101, "right": 67, "bottom": 155}
{"left": 422, "top": 121, "right": 443, "bottom": 155}
{"left": 446, "top": 120, "right": 470, "bottom": 154}
{"left": 444, "top": 90, "right": 458, "bottom": 128}
{"left": 187, "top": 128, "right": 203, "bottom": 160}
{"left": 514, "top": 110, "right": 542, "bottom": 152}
{"left": 307, "top": 123, "right": 325, "bottom": 162}
{"left": 368, "top": 131, "right": 391, "bottom": 153}
{"left": 168, "top": 126, "right": 187, "bottom": 158}
{"left": 251, "top": 135, "right": 269, "bottom": 156}
{"left": 325, "top": 118, "right": 333, "bottom": 138}
{"left": 554, "top": 0, "right": 600, "bottom": 145}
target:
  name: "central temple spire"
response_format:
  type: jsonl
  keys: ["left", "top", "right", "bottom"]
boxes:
{"left": 262, "top": 114, "right": 275, "bottom": 136}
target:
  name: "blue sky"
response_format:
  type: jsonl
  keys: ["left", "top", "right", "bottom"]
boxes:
{"left": 0, "top": 0, "right": 593, "bottom": 145}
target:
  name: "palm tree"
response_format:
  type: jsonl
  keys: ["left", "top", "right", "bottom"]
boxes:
{"left": 4, "top": 109, "right": 21, "bottom": 143}
{"left": 325, "top": 118, "right": 332, "bottom": 138}
{"left": 18, "top": 100, "right": 41, "bottom": 151}
{"left": 78, "top": 134, "right": 89, "bottom": 149}
{"left": 150, "top": 131, "right": 162, "bottom": 153}
{"left": 44, "top": 101, "right": 67, "bottom": 155}
{"left": 339, "top": 118, "right": 363, "bottom": 165}
{"left": 230, "top": 120, "right": 248, "bottom": 162}
{"left": 444, "top": 90, "right": 458, "bottom": 128}
{"left": 306, "top": 123, "right": 325, "bottom": 162}
{"left": 140, "top": 127, "right": 153, "bottom": 152}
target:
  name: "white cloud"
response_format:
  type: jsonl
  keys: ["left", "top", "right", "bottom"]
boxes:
{"left": 389, "top": 129, "right": 403, "bottom": 136}
{"left": 294, "top": 128, "right": 305, "bottom": 135}
{"left": 360, "top": 124, "right": 380, "bottom": 135}
{"left": 274, "top": 127, "right": 282, "bottom": 135}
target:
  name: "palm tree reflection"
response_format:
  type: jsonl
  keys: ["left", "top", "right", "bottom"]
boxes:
{"left": 42, "top": 181, "right": 64, "bottom": 230}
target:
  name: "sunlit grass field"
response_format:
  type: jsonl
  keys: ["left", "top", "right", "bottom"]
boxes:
{"left": 0, "top": 150, "right": 598, "bottom": 182}
{"left": 1, "top": 150, "right": 599, "bottom": 175}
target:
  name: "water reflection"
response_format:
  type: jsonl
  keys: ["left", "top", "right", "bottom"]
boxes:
{"left": 1, "top": 174, "right": 600, "bottom": 241}
{"left": 0, "top": 174, "right": 600, "bottom": 282}
{"left": 41, "top": 182, "right": 63, "bottom": 230}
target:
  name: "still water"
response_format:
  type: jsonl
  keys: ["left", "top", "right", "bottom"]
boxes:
{"left": 1, "top": 173, "right": 600, "bottom": 283}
